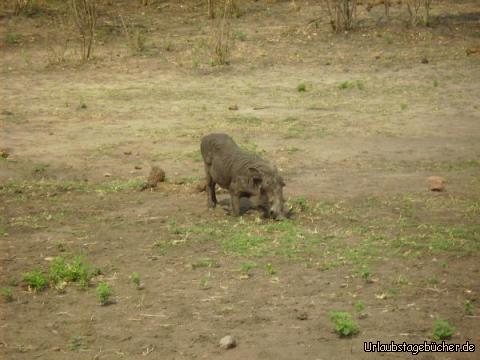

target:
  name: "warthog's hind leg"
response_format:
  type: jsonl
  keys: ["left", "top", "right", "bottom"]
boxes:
{"left": 205, "top": 165, "right": 217, "bottom": 208}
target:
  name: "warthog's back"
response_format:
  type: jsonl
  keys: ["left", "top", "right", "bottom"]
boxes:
{"left": 200, "top": 133, "right": 238, "bottom": 165}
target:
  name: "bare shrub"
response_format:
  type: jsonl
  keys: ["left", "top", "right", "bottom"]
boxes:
{"left": 208, "top": 0, "right": 215, "bottom": 19}
{"left": 45, "top": 17, "right": 71, "bottom": 66}
{"left": 119, "top": 15, "right": 146, "bottom": 55}
{"left": 325, "top": 0, "right": 358, "bottom": 32}
{"left": 14, "top": 0, "right": 33, "bottom": 15}
{"left": 212, "top": 0, "right": 233, "bottom": 65}
{"left": 70, "top": 0, "right": 98, "bottom": 61}
{"left": 406, "top": 0, "right": 432, "bottom": 26}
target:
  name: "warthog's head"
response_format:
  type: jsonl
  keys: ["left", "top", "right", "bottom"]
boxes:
{"left": 244, "top": 166, "right": 286, "bottom": 220}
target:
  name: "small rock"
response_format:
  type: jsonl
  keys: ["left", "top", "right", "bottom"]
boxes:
{"left": 141, "top": 166, "right": 166, "bottom": 191}
{"left": 0, "top": 148, "right": 10, "bottom": 158}
{"left": 421, "top": 57, "right": 429, "bottom": 64}
{"left": 219, "top": 335, "right": 236, "bottom": 350}
{"left": 104, "top": 172, "right": 112, "bottom": 178}
{"left": 228, "top": 104, "right": 239, "bottom": 111}
{"left": 134, "top": 165, "right": 142, "bottom": 170}
{"left": 358, "top": 313, "right": 369, "bottom": 319}
{"left": 124, "top": 151, "right": 132, "bottom": 155}
{"left": 296, "top": 312, "right": 308, "bottom": 321}
{"left": 427, "top": 176, "right": 446, "bottom": 192}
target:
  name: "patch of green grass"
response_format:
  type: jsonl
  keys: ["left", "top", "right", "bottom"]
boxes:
{"left": 164, "top": 41, "right": 174, "bottom": 52}
{"left": 97, "top": 179, "right": 146, "bottom": 192}
{"left": 432, "top": 318, "right": 455, "bottom": 340}
{"left": 354, "top": 300, "right": 365, "bottom": 313}
{"left": 239, "top": 142, "right": 266, "bottom": 156}
{"left": 49, "top": 256, "right": 96, "bottom": 289}
{"left": 329, "top": 311, "right": 360, "bottom": 337}
{"left": 425, "top": 276, "right": 438, "bottom": 285}
{"left": 68, "top": 336, "right": 85, "bottom": 351}
{"left": 360, "top": 269, "right": 372, "bottom": 282}
{"left": 396, "top": 275, "right": 409, "bottom": 285}
{"left": 297, "top": 83, "right": 306, "bottom": 92}
{"left": 192, "top": 258, "right": 219, "bottom": 269}
{"left": 96, "top": 282, "right": 112, "bottom": 305}
{"left": 2, "top": 287, "right": 14, "bottom": 302}
{"left": 339, "top": 80, "right": 364, "bottom": 90}
{"left": 131, "top": 272, "right": 141, "bottom": 287}
{"left": 433, "top": 79, "right": 439, "bottom": 87}
{"left": 291, "top": 196, "right": 309, "bottom": 212}
{"left": 235, "top": 31, "right": 247, "bottom": 41}
{"left": 227, "top": 115, "right": 262, "bottom": 125}
{"left": 240, "top": 262, "right": 257, "bottom": 274}
{"left": 384, "top": 34, "right": 393, "bottom": 44}
{"left": 265, "top": 263, "right": 276, "bottom": 276}
{"left": 181, "top": 150, "right": 203, "bottom": 163}
{"left": 5, "top": 32, "right": 19, "bottom": 45}
{"left": 199, "top": 275, "right": 210, "bottom": 289}
{"left": 464, "top": 300, "right": 474, "bottom": 315}
{"left": 23, "top": 269, "right": 49, "bottom": 291}
{"left": 400, "top": 103, "right": 408, "bottom": 111}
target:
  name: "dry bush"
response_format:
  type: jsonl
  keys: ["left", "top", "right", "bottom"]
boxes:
{"left": 212, "top": 0, "right": 233, "bottom": 65}
{"left": 70, "top": 0, "right": 98, "bottom": 61}
{"left": 45, "top": 17, "right": 71, "bottom": 66}
{"left": 119, "top": 15, "right": 146, "bottom": 55}
{"left": 405, "top": 0, "right": 432, "bottom": 26}
{"left": 208, "top": 0, "right": 215, "bottom": 19}
{"left": 325, "top": 0, "right": 358, "bottom": 32}
{"left": 14, "top": 0, "right": 33, "bottom": 15}
{"left": 365, "top": 0, "right": 390, "bottom": 18}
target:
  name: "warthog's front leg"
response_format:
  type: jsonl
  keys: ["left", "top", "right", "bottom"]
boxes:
{"left": 229, "top": 189, "right": 241, "bottom": 216}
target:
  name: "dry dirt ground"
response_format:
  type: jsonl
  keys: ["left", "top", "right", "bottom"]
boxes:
{"left": 1, "top": 1, "right": 480, "bottom": 359}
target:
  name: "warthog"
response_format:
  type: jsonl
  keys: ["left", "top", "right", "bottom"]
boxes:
{"left": 200, "top": 133, "right": 287, "bottom": 219}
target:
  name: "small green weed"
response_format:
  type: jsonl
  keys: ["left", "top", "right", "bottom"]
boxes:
{"left": 192, "top": 258, "right": 219, "bottom": 269}
{"left": 360, "top": 269, "right": 372, "bottom": 282}
{"left": 240, "top": 262, "right": 257, "bottom": 274}
{"left": 199, "top": 275, "right": 210, "bottom": 289}
{"left": 297, "top": 83, "right": 306, "bottom": 92}
{"left": 235, "top": 31, "right": 246, "bottom": 41}
{"left": 265, "top": 263, "right": 276, "bottom": 276}
{"left": 433, "top": 79, "right": 439, "bottom": 87}
{"left": 432, "top": 318, "right": 455, "bottom": 340}
{"left": 329, "top": 311, "right": 360, "bottom": 337}
{"left": 396, "top": 275, "right": 409, "bottom": 285}
{"left": 400, "top": 103, "right": 408, "bottom": 111}
{"left": 354, "top": 300, "right": 365, "bottom": 313}
{"left": 464, "top": 300, "right": 474, "bottom": 315}
{"left": 5, "top": 32, "right": 19, "bottom": 45}
{"left": 96, "top": 282, "right": 113, "bottom": 305}
{"left": 339, "top": 80, "right": 364, "bottom": 90}
{"left": 23, "top": 269, "right": 48, "bottom": 291}
{"left": 68, "top": 336, "right": 84, "bottom": 351}
{"left": 131, "top": 272, "right": 141, "bottom": 287}
{"left": 384, "top": 34, "right": 393, "bottom": 44}
{"left": 426, "top": 276, "right": 438, "bottom": 285}
{"left": 2, "top": 287, "right": 14, "bottom": 302}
